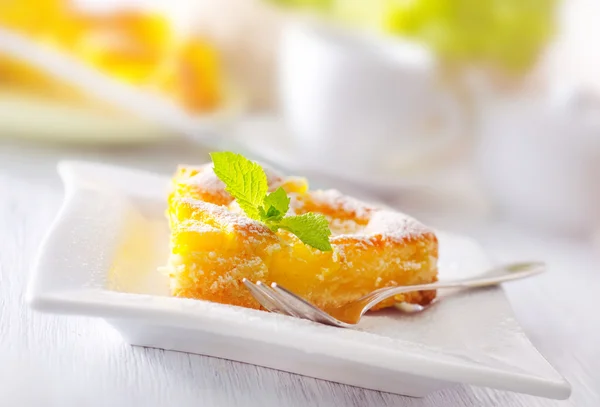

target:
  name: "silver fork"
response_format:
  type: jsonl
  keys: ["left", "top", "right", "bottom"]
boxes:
{"left": 242, "top": 262, "right": 545, "bottom": 328}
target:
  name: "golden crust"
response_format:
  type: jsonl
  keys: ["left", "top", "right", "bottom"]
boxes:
{"left": 166, "top": 164, "right": 438, "bottom": 312}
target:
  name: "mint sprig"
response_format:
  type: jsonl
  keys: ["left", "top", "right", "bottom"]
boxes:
{"left": 211, "top": 151, "right": 267, "bottom": 220}
{"left": 279, "top": 213, "right": 332, "bottom": 252}
{"left": 210, "top": 152, "right": 332, "bottom": 251}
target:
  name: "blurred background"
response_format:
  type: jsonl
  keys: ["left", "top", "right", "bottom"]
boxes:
{"left": 1, "top": 0, "right": 599, "bottom": 242}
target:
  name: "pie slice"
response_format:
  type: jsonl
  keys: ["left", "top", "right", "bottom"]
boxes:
{"left": 165, "top": 164, "right": 438, "bottom": 311}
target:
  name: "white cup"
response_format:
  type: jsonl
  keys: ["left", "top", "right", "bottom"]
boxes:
{"left": 278, "top": 21, "right": 464, "bottom": 177}
{"left": 477, "top": 85, "right": 600, "bottom": 235}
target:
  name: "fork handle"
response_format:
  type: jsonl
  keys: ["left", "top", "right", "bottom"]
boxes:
{"left": 365, "top": 262, "right": 545, "bottom": 308}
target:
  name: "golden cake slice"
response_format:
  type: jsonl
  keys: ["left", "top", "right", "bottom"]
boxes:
{"left": 166, "top": 163, "right": 438, "bottom": 312}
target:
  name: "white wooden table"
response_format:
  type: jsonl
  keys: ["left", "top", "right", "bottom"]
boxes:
{"left": 0, "top": 138, "right": 598, "bottom": 407}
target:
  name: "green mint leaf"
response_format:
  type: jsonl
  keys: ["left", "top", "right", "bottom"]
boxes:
{"left": 259, "top": 206, "right": 284, "bottom": 226}
{"left": 210, "top": 152, "right": 268, "bottom": 220}
{"left": 264, "top": 219, "right": 281, "bottom": 233}
{"left": 279, "top": 213, "right": 332, "bottom": 251}
{"left": 210, "top": 151, "right": 332, "bottom": 251}
{"left": 266, "top": 206, "right": 281, "bottom": 219}
{"left": 258, "top": 206, "right": 268, "bottom": 219}
{"left": 263, "top": 187, "right": 290, "bottom": 218}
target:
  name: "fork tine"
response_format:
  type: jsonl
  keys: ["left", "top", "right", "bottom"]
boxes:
{"left": 270, "top": 283, "right": 348, "bottom": 327}
{"left": 252, "top": 280, "right": 299, "bottom": 317}
{"left": 257, "top": 282, "right": 304, "bottom": 319}
{"left": 242, "top": 278, "right": 285, "bottom": 314}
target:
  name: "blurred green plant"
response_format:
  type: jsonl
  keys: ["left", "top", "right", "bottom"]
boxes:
{"left": 269, "top": 0, "right": 557, "bottom": 73}
{"left": 270, "top": 0, "right": 333, "bottom": 10}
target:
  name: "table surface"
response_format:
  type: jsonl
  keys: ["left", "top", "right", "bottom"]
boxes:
{"left": 0, "top": 138, "right": 598, "bottom": 407}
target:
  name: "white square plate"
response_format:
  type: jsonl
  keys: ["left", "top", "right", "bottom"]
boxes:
{"left": 27, "top": 161, "right": 571, "bottom": 400}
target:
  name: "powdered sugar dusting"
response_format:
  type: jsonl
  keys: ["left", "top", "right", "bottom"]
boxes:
{"left": 328, "top": 218, "right": 363, "bottom": 235}
{"left": 176, "top": 222, "right": 220, "bottom": 234}
{"left": 178, "top": 197, "right": 272, "bottom": 238}
{"left": 295, "top": 189, "right": 431, "bottom": 245}
{"left": 363, "top": 210, "right": 430, "bottom": 241}
{"left": 310, "top": 190, "right": 376, "bottom": 220}
{"left": 184, "top": 163, "right": 285, "bottom": 196}
{"left": 186, "top": 166, "right": 226, "bottom": 195}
